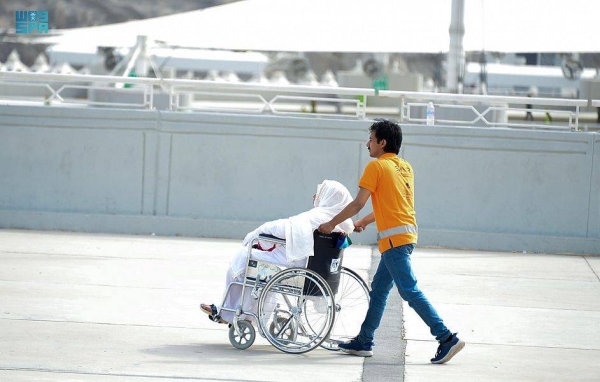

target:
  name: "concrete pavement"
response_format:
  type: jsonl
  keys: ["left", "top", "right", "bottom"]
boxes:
{"left": 0, "top": 229, "right": 599, "bottom": 381}
{"left": 0, "top": 229, "right": 371, "bottom": 382}
{"left": 402, "top": 248, "right": 600, "bottom": 382}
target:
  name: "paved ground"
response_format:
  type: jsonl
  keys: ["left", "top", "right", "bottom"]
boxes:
{"left": 403, "top": 248, "right": 600, "bottom": 382}
{"left": 0, "top": 229, "right": 599, "bottom": 381}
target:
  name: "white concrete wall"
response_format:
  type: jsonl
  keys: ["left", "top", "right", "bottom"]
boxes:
{"left": 0, "top": 104, "right": 598, "bottom": 254}
{"left": 405, "top": 126, "right": 600, "bottom": 254}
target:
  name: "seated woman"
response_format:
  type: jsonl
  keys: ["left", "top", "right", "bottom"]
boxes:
{"left": 201, "top": 179, "right": 354, "bottom": 324}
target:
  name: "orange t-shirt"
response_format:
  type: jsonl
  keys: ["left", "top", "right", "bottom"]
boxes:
{"left": 358, "top": 153, "right": 418, "bottom": 253}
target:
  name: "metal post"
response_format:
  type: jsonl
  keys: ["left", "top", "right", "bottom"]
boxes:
{"left": 135, "top": 35, "right": 149, "bottom": 78}
{"left": 447, "top": 0, "right": 465, "bottom": 93}
{"left": 357, "top": 95, "right": 366, "bottom": 119}
{"left": 399, "top": 97, "right": 405, "bottom": 122}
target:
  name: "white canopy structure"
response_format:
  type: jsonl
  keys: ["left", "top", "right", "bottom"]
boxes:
{"left": 46, "top": 42, "right": 269, "bottom": 74}
{"left": 36, "top": 0, "right": 600, "bottom": 54}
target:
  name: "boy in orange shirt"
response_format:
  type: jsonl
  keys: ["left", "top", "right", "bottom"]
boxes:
{"left": 318, "top": 119, "right": 464, "bottom": 364}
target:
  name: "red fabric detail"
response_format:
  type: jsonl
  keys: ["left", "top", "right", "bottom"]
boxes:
{"left": 256, "top": 242, "right": 277, "bottom": 252}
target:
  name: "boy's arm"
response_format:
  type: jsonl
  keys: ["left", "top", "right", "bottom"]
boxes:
{"left": 318, "top": 187, "right": 371, "bottom": 234}
{"left": 354, "top": 212, "right": 375, "bottom": 232}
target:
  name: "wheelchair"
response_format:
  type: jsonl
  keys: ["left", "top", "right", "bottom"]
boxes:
{"left": 214, "top": 230, "right": 370, "bottom": 354}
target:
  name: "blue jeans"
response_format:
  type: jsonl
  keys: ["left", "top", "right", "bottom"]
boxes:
{"left": 357, "top": 243, "right": 451, "bottom": 344}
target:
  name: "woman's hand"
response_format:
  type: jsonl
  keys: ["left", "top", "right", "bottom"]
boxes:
{"left": 242, "top": 230, "right": 258, "bottom": 246}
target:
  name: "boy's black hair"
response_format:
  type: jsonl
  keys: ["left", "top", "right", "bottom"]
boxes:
{"left": 369, "top": 118, "right": 402, "bottom": 154}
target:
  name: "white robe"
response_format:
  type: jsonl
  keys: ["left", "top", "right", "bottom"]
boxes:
{"left": 219, "top": 180, "right": 355, "bottom": 322}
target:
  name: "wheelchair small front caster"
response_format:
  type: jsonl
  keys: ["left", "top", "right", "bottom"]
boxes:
{"left": 228, "top": 320, "right": 255, "bottom": 350}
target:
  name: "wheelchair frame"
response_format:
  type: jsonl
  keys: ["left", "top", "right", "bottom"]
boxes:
{"left": 212, "top": 233, "right": 370, "bottom": 354}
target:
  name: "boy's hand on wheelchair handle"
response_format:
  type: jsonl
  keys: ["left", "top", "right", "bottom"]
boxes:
{"left": 318, "top": 222, "right": 335, "bottom": 234}
{"left": 354, "top": 221, "right": 367, "bottom": 233}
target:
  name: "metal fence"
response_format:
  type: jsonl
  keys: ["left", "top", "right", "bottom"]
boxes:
{"left": 0, "top": 71, "right": 596, "bottom": 131}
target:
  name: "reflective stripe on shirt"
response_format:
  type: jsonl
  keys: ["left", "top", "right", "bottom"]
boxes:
{"left": 377, "top": 225, "right": 418, "bottom": 241}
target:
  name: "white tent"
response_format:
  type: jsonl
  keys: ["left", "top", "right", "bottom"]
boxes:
{"left": 45, "top": 42, "right": 269, "bottom": 74}
{"left": 37, "top": 0, "right": 599, "bottom": 53}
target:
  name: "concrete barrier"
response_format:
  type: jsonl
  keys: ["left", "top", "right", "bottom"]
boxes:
{"left": 0, "top": 104, "right": 598, "bottom": 254}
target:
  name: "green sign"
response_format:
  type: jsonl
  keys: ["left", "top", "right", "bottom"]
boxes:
{"left": 373, "top": 76, "right": 389, "bottom": 91}
{"left": 124, "top": 69, "right": 137, "bottom": 89}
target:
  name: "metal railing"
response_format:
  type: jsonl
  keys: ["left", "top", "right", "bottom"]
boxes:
{"left": 377, "top": 90, "right": 589, "bottom": 131}
{"left": 0, "top": 71, "right": 372, "bottom": 118}
{"left": 0, "top": 71, "right": 596, "bottom": 131}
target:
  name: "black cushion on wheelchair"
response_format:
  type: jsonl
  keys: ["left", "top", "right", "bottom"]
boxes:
{"left": 304, "top": 230, "right": 344, "bottom": 296}
{"left": 258, "top": 233, "right": 284, "bottom": 241}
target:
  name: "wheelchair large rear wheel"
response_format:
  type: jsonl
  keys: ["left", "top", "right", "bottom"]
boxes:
{"left": 258, "top": 268, "right": 335, "bottom": 354}
{"left": 321, "top": 267, "right": 370, "bottom": 350}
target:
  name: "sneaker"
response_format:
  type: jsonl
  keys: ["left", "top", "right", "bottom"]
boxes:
{"left": 431, "top": 333, "right": 465, "bottom": 364}
{"left": 338, "top": 337, "right": 374, "bottom": 357}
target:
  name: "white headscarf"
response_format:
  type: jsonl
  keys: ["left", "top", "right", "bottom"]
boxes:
{"left": 286, "top": 180, "right": 354, "bottom": 261}
{"left": 313, "top": 179, "right": 354, "bottom": 212}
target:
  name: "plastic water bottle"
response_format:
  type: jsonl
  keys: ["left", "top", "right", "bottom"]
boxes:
{"left": 426, "top": 102, "right": 435, "bottom": 126}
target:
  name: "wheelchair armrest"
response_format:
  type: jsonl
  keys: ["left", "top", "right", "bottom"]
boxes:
{"left": 257, "top": 233, "right": 286, "bottom": 245}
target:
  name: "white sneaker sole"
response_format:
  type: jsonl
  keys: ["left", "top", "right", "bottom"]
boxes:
{"left": 432, "top": 340, "right": 465, "bottom": 364}
{"left": 340, "top": 348, "right": 373, "bottom": 357}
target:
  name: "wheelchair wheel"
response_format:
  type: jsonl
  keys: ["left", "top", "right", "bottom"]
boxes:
{"left": 321, "top": 267, "right": 370, "bottom": 350}
{"left": 228, "top": 320, "right": 255, "bottom": 350}
{"left": 258, "top": 268, "right": 335, "bottom": 354}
